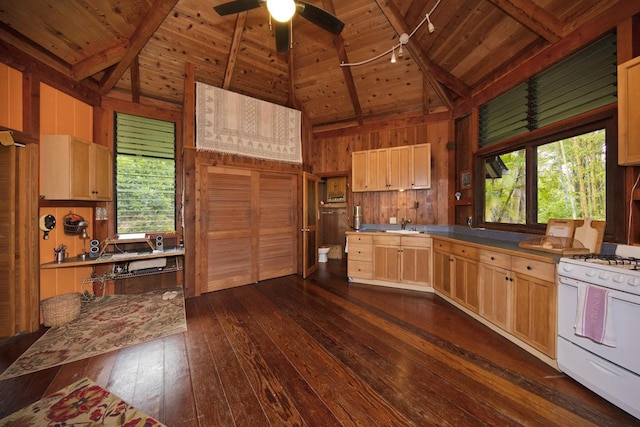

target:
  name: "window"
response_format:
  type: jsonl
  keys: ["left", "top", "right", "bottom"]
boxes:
{"left": 115, "top": 113, "right": 176, "bottom": 233}
{"left": 484, "top": 126, "right": 608, "bottom": 226}
{"left": 478, "top": 33, "right": 620, "bottom": 232}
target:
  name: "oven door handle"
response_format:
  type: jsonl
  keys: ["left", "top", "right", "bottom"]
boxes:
{"left": 587, "top": 357, "right": 624, "bottom": 377}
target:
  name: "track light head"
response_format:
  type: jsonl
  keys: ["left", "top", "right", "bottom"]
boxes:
{"left": 426, "top": 14, "right": 435, "bottom": 33}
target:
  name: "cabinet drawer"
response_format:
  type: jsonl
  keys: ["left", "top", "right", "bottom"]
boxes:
{"left": 348, "top": 260, "right": 373, "bottom": 279}
{"left": 401, "top": 236, "right": 431, "bottom": 248}
{"left": 373, "top": 235, "right": 401, "bottom": 246}
{"left": 348, "top": 234, "right": 372, "bottom": 244}
{"left": 451, "top": 243, "right": 478, "bottom": 260}
{"left": 480, "top": 249, "right": 511, "bottom": 269}
{"left": 511, "top": 257, "right": 555, "bottom": 282}
{"left": 348, "top": 243, "right": 372, "bottom": 261}
{"left": 433, "top": 239, "right": 451, "bottom": 252}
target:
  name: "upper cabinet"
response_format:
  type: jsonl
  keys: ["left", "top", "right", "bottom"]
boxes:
{"left": 352, "top": 144, "right": 431, "bottom": 192}
{"left": 0, "top": 63, "right": 23, "bottom": 131}
{"left": 618, "top": 56, "right": 640, "bottom": 166}
{"left": 40, "top": 135, "right": 112, "bottom": 201}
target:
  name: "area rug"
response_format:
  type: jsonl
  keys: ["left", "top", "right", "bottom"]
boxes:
{"left": 0, "top": 377, "right": 166, "bottom": 426}
{"left": 0, "top": 288, "right": 187, "bottom": 381}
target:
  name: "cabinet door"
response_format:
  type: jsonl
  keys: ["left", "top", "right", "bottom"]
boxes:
{"left": 479, "top": 263, "right": 512, "bottom": 331}
{"left": 373, "top": 246, "right": 400, "bottom": 281}
{"left": 69, "top": 137, "right": 92, "bottom": 200}
{"left": 401, "top": 246, "right": 431, "bottom": 286}
{"left": 411, "top": 144, "right": 431, "bottom": 189}
{"left": 388, "top": 146, "right": 411, "bottom": 190}
{"left": 433, "top": 249, "right": 451, "bottom": 295}
{"left": 92, "top": 144, "right": 112, "bottom": 200}
{"left": 451, "top": 256, "right": 479, "bottom": 312}
{"left": 618, "top": 56, "right": 640, "bottom": 165}
{"left": 512, "top": 272, "right": 557, "bottom": 357}
{"left": 368, "top": 149, "right": 389, "bottom": 190}
{"left": 351, "top": 151, "right": 368, "bottom": 192}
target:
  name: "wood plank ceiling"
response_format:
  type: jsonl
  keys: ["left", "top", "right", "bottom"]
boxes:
{"left": 0, "top": 0, "right": 635, "bottom": 129}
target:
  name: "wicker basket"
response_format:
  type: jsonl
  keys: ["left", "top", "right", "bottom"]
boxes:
{"left": 41, "top": 293, "right": 81, "bottom": 327}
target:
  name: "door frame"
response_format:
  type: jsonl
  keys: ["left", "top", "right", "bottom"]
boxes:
{"left": 301, "top": 172, "right": 319, "bottom": 278}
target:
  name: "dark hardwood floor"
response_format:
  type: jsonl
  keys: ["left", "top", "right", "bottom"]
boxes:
{"left": 1, "top": 260, "right": 639, "bottom": 426}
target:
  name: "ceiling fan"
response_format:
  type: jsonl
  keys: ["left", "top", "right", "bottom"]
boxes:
{"left": 214, "top": 0, "right": 345, "bottom": 52}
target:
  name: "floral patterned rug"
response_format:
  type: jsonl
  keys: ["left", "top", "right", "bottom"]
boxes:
{"left": 0, "top": 377, "right": 166, "bottom": 426}
{"left": 0, "top": 288, "right": 187, "bottom": 381}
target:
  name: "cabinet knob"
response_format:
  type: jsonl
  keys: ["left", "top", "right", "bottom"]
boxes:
{"left": 491, "top": 256, "right": 495, "bottom": 260}
{"left": 527, "top": 265, "right": 532, "bottom": 270}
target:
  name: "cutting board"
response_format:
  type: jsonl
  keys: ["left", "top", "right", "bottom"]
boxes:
{"left": 573, "top": 218, "right": 605, "bottom": 253}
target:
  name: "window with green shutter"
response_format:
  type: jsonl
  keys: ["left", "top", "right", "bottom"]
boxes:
{"left": 115, "top": 113, "right": 176, "bottom": 234}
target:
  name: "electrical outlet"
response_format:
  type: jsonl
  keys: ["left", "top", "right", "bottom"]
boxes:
{"left": 467, "top": 216, "right": 472, "bottom": 226}
{"left": 390, "top": 217, "right": 397, "bottom": 224}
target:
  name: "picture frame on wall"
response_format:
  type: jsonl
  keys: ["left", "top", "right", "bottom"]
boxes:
{"left": 460, "top": 170, "right": 472, "bottom": 189}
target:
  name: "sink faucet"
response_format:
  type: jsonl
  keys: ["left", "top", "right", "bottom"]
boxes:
{"left": 401, "top": 218, "right": 412, "bottom": 230}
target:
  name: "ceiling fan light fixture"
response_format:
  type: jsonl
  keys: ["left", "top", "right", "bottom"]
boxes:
{"left": 267, "top": 0, "right": 296, "bottom": 23}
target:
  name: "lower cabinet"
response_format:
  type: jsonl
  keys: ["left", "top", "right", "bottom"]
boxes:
{"left": 511, "top": 257, "right": 557, "bottom": 358}
{"left": 479, "top": 249, "right": 513, "bottom": 332}
{"left": 450, "top": 243, "right": 479, "bottom": 312}
{"left": 347, "top": 233, "right": 431, "bottom": 287}
{"left": 433, "top": 239, "right": 452, "bottom": 295}
{"left": 347, "top": 234, "right": 373, "bottom": 280}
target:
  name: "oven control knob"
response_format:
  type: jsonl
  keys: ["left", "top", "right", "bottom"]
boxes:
{"left": 586, "top": 269, "right": 597, "bottom": 277}
{"left": 628, "top": 277, "right": 640, "bottom": 287}
{"left": 597, "top": 272, "right": 609, "bottom": 280}
{"left": 613, "top": 274, "right": 624, "bottom": 283}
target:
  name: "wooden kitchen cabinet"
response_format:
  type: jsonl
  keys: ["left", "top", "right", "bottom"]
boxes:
{"left": 347, "top": 234, "right": 373, "bottom": 279}
{"left": 0, "top": 63, "right": 23, "bottom": 131}
{"left": 511, "top": 256, "right": 557, "bottom": 357}
{"left": 400, "top": 236, "right": 431, "bottom": 286}
{"left": 41, "top": 135, "right": 112, "bottom": 201}
{"left": 351, "top": 144, "right": 431, "bottom": 192}
{"left": 411, "top": 144, "right": 431, "bottom": 189}
{"left": 618, "top": 55, "right": 640, "bottom": 165}
{"left": 433, "top": 239, "right": 452, "bottom": 295}
{"left": 373, "top": 235, "right": 401, "bottom": 282}
{"left": 478, "top": 249, "right": 512, "bottom": 331}
{"left": 450, "top": 243, "right": 479, "bottom": 312}
{"left": 351, "top": 151, "right": 368, "bottom": 192}
{"left": 388, "top": 146, "right": 411, "bottom": 190}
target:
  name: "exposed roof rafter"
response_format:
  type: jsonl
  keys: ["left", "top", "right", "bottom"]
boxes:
{"left": 223, "top": 11, "right": 248, "bottom": 90}
{"left": 99, "top": 0, "right": 180, "bottom": 95}
{"left": 487, "top": 0, "right": 562, "bottom": 42}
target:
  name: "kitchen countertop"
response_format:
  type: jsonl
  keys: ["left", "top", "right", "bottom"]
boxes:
{"left": 347, "top": 226, "right": 565, "bottom": 262}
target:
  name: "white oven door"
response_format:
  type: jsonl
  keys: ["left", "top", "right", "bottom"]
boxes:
{"left": 557, "top": 275, "right": 640, "bottom": 375}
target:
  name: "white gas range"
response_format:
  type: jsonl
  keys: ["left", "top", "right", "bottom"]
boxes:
{"left": 557, "top": 245, "right": 640, "bottom": 420}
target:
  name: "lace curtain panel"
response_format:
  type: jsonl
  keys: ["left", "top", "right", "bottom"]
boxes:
{"left": 196, "top": 82, "right": 302, "bottom": 164}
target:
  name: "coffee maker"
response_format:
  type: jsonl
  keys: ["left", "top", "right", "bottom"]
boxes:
{"left": 353, "top": 205, "right": 363, "bottom": 230}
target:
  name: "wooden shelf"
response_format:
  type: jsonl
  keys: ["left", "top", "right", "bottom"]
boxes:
{"left": 81, "top": 264, "right": 183, "bottom": 284}
{"left": 454, "top": 199, "right": 472, "bottom": 206}
{"left": 41, "top": 247, "right": 185, "bottom": 269}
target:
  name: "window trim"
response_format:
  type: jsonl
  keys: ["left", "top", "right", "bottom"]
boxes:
{"left": 474, "top": 104, "right": 624, "bottom": 241}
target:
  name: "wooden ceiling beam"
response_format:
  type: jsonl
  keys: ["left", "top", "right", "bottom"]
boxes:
{"left": 374, "top": 0, "right": 470, "bottom": 100}
{"left": 99, "top": 0, "right": 179, "bottom": 96}
{"left": 322, "top": 0, "right": 363, "bottom": 125}
{"left": 487, "top": 0, "right": 562, "bottom": 43}
{"left": 223, "top": 12, "right": 248, "bottom": 90}
{"left": 71, "top": 41, "right": 129, "bottom": 82}
{"left": 130, "top": 55, "right": 141, "bottom": 103}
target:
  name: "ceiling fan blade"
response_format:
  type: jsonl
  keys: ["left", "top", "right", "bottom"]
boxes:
{"left": 274, "top": 21, "right": 290, "bottom": 52}
{"left": 296, "top": 1, "right": 344, "bottom": 35}
{"left": 214, "top": 0, "right": 263, "bottom": 16}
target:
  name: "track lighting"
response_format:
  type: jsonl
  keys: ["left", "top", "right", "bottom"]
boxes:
{"left": 426, "top": 14, "right": 435, "bottom": 33}
{"left": 340, "top": 0, "right": 442, "bottom": 67}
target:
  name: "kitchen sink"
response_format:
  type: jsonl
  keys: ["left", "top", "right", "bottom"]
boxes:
{"left": 382, "top": 230, "right": 423, "bottom": 234}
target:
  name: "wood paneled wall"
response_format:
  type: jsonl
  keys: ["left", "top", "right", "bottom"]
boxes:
{"left": 309, "top": 120, "right": 452, "bottom": 226}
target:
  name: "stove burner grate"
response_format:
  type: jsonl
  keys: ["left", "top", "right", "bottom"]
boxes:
{"left": 571, "top": 253, "right": 640, "bottom": 266}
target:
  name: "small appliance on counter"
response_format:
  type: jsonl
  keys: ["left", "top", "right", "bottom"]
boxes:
{"left": 353, "top": 205, "right": 363, "bottom": 230}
